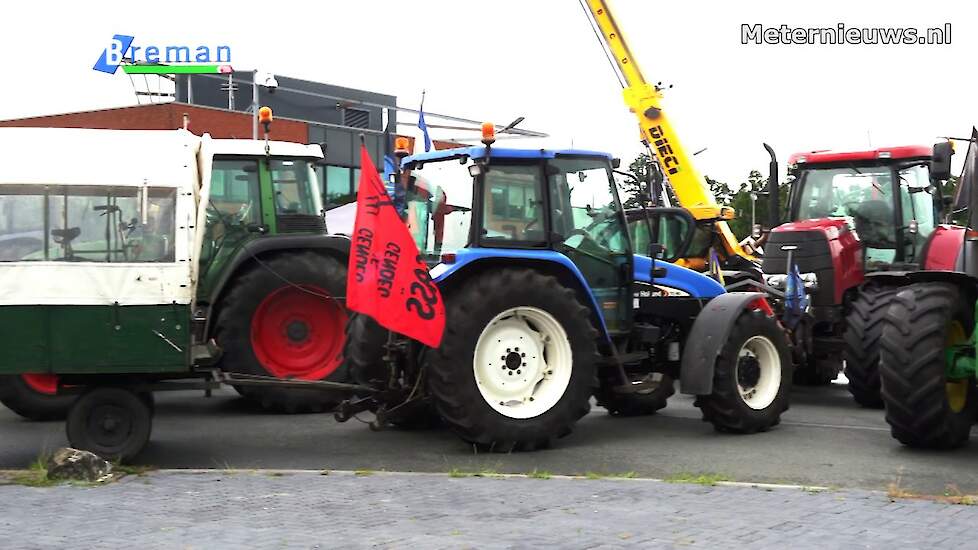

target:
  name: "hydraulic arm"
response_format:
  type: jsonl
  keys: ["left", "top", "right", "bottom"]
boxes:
{"left": 582, "top": 0, "right": 753, "bottom": 267}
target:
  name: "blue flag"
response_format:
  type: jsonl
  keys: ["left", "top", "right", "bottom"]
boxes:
{"left": 418, "top": 108, "right": 432, "bottom": 153}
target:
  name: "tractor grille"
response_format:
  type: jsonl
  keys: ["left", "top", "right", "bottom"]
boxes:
{"left": 277, "top": 214, "right": 327, "bottom": 234}
{"left": 762, "top": 230, "right": 835, "bottom": 307}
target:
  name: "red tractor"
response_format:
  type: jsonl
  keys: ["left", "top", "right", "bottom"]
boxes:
{"left": 758, "top": 141, "right": 960, "bottom": 406}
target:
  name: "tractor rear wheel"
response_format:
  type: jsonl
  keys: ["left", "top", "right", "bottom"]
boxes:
{"left": 844, "top": 285, "right": 899, "bottom": 408}
{"left": 0, "top": 375, "right": 74, "bottom": 421}
{"left": 880, "top": 283, "right": 977, "bottom": 449}
{"left": 426, "top": 269, "right": 598, "bottom": 451}
{"left": 695, "top": 310, "right": 791, "bottom": 433}
{"left": 214, "top": 251, "right": 349, "bottom": 414}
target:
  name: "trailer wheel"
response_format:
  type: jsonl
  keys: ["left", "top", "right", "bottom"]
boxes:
{"left": 880, "top": 283, "right": 977, "bottom": 449}
{"left": 0, "top": 375, "right": 74, "bottom": 421}
{"left": 695, "top": 309, "right": 791, "bottom": 434}
{"left": 214, "top": 251, "right": 349, "bottom": 414}
{"left": 844, "top": 285, "right": 898, "bottom": 408}
{"left": 426, "top": 269, "right": 597, "bottom": 451}
{"left": 596, "top": 373, "right": 674, "bottom": 416}
{"left": 66, "top": 388, "right": 152, "bottom": 462}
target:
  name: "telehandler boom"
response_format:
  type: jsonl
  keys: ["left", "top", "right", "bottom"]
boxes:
{"left": 581, "top": 0, "right": 754, "bottom": 273}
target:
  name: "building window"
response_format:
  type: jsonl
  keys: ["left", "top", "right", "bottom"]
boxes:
{"left": 324, "top": 165, "right": 353, "bottom": 209}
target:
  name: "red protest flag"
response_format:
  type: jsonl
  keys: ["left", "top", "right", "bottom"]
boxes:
{"left": 346, "top": 144, "right": 446, "bottom": 348}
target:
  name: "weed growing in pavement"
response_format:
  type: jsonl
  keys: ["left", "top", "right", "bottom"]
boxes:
{"left": 9, "top": 457, "right": 58, "bottom": 488}
{"left": 664, "top": 472, "right": 730, "bottom": 486}
{"left": 111, "top": 461, "right": 156, "bottom": 477}
{"left": 887, "top": 481, "right": 978, "bottom": 505}
{"left": 355, "top": 469, "right": 375, "bottom": 476}
{"left": 583, "top": 471, "right": 639, "bottom": 480}
{"left": 448, "top": 468, "right": 502, "bottom": 478}
{"left": 528, "top": 468, "right": 552, "bottom": 479}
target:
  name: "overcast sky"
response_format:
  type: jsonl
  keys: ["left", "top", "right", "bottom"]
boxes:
{"left": 2, "top": 0, "right": 974, "bottom": 184}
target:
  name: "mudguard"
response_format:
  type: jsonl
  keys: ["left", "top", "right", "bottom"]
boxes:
{"left": 679, "top": 292, "right": 769, "bottom": 395}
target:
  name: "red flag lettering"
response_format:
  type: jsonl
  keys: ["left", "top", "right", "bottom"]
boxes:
{"left": 346, "top": 144, "right": 445, "bottom": 348}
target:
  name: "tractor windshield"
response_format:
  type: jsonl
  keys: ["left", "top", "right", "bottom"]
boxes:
{"left": 404, "top": 159, "right": 474, "bottom": 258}
{"left": 794, "top": 162, "right": 936, "bottom": 265}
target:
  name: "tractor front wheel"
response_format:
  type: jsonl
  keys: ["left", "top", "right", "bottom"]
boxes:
{"left": 0, "top": 375, "right": 74, "bottom": 421}
{"left": 880, "top": 283, "right": 976, "bottom": 449}
{"left": 695, "top": 310, "right": 791, "bottom": 433}
{"left": 426, "top": 269, "right": 597, "bottom": 451}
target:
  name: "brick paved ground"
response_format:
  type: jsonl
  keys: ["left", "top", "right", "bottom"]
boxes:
{"left": 1, "top": 470, "right": 975, "bottom": 549}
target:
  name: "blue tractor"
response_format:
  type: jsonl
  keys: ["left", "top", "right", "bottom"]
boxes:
{"left": 337, "top": 139, "right": 791, "bottom": 451}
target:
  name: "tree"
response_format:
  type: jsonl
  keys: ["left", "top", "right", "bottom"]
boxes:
{"left": 706, "top": 176, "right": 734, "bottom": 206}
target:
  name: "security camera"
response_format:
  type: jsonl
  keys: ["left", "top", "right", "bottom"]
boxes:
{"left": 257, "top": 71, "right": 278, "bottom": 94}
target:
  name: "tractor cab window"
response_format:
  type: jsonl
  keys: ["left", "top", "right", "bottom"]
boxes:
{"left": 270, "top": 159, "right": 321, "bottom": 216}
{"left": 898, "top": 163, "right": 937, "bottom": 261}
{"left": 209, "top": 159, "right": 261, "bottom": 228}
{"left": 481, "top": 164, "right": 546, "bottom": 244}
{"left": 548, "top": 158, "right": 628, "bottom": 255}
{"left": 404, "top": 158, "right": 474, "bottom": 258}
{"left": 0, "top": 184, "right": 176, "bottom": 263}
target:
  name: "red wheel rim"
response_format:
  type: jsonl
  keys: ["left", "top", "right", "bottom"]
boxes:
{"left": 21, "top": 374, "right": 59, "bottom": 395}
{"left": 250, "top": 285, "right": 347, "bottom": 380}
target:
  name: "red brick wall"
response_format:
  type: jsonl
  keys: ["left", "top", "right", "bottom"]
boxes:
{"left": 0, "top": 103, "right": 309, "bottom": 143}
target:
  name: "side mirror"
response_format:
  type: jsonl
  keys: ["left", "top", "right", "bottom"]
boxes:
{"left": 931, "top": 141, "right": 954, "bottom": 181}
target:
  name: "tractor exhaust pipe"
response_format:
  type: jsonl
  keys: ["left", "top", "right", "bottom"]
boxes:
{"left": 763, "top": 143, "right": 779, "bottom": 229}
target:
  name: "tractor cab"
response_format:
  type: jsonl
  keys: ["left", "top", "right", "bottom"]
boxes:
{"left": 784, "top": 145, "right": 943, "bottom": 270}
{"left": 402, "top": 146, "right": 638, "bottom": 333}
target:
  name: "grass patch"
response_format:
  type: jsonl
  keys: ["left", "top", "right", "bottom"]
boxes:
{"left": 665, "top": 472, "right": 729, "bottom": 486}
{"left": 887, "top": 482, "right": 977, "bottom": 505}
{"left": 583, "top": 471, "right": 639, "bottom": 480}
{"left": 447, "top": 467, "right": 502, "bottom": 478}
{"left": 111, "top": 462, "right": 156, "bottom": 477}
{"left": 355, "top": 469, "right": 374, "bottom": 477}
{"left": 9, "top": 457, "right": 59, "bottom": 488}
{"left": 527, "top": 468, "right": 551, "bottom": 480}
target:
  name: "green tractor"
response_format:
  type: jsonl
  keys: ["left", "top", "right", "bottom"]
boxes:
{"left": 877, "top": 134, "right": 978, "bottom": 448}
{"left": 0, "top": 125, "right": 350, "bottom": 455}
{"left": 338, "top": 140, "right": 793, "bottom": 450}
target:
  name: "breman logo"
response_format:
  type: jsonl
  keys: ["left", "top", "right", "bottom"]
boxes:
{"left": 93, "top": 35, "right": 233, "bottom": 75}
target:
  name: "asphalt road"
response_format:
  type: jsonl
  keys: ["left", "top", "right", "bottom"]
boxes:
{"left": 3, "top": 380, "right": 977, "bottom": 494}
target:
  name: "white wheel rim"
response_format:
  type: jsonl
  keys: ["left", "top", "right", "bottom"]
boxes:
{"left": 736, "top": 336, "right": 781, "bottom": 410}
{"left": 473, "top": 306, "right": 573, "bottom": 419}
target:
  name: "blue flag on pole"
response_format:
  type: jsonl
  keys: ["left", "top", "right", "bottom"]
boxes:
{"left": 418, "top": 108, "right": 432, "bottom": 153}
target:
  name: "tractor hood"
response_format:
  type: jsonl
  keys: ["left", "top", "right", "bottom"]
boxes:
{"left": 764, "top": 217, "right": 863, "bottom": 306}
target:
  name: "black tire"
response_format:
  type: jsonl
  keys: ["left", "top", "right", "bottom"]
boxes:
{"left": 792, "top": 359, "right": 840, "bottom": 386}
{"left": 66, "top": 387, "right": 152, "bottom": 462}
{"left": 694, "top": 310, "right": 792, "bottom": 434}
{"left": 344, "top": 313, "right": 390, "bottom": 389}
{"left": 0, "top": 375, "right": 74, "bottom": 421}
{"left": 880, "top": 283, "right": 977, "bottom": 449}
{"left": 343, "top": 314, "right": 440, "bottom": 429}
{"left": 426, "top": 269, "right": 598, "bottom": 451}
{"left": 597, "top": 373, "right": 674, "bottom": 416}
{"left": 844, "top": 285, "right": 899, "bottom": 408}
{"left": 214, "top": 251, "right": 349, "bottom": 414}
